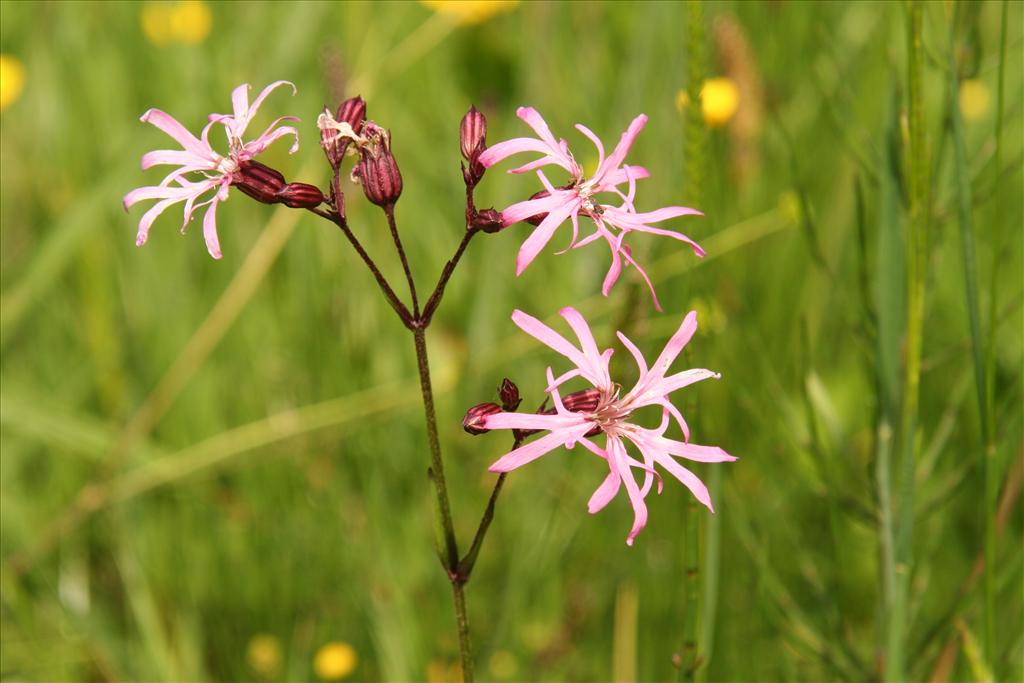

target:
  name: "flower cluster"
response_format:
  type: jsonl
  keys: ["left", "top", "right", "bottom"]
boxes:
{"left": 125, "top": 82, "right": 734, "bottom": 549}
{"left": 123, "top": 81, "right": 308, "bottom": 259}
{"left": 471, "top": 308, "right": 735, "bottom": 545}
{"left": 479, "top": 107, "right": 705, "bottom": 310}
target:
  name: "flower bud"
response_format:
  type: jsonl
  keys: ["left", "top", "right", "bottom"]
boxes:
{"left": 233, "top": 160, "right": 286, "bottom": 204}
{"left": 320, "top": 96, "right": 367, "bottom": 169}
{"left": 460, "top": 105, "right": 487, "bottom": 161}
{"left": 460, "top": 105, "right": 487, "bottom": 186}
{"left": 497, "top": 378, "right": 520, "bottom": 412}
{"left": 463, "top": 402, "right": 502, "bottom": 435}
{"left": 472, "top": 208, "right": 503, "bottom": 233}
{"left": 561, "top": 388, "right": 601, "bottom": 414}
{"left": 357, "top": 124, "right": 403, "bottom": 207}
{"left": 276, "top": 183, "right": 324, "bottom": 209}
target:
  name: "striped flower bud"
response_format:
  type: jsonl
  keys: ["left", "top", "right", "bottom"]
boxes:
{"left": 277, "top": 183, "right": 324, "bottom": 209}
{"left": 463, "top": 402, "right": 502, "bottom": 435}
{"left": 460, "top": 105, "right": 487, "bottom": 186}
{"left": 356, "top": 123, "right": 402, "bottom": 208}
{"left": 232, "top": 160, "right": 286, "bottom": 204}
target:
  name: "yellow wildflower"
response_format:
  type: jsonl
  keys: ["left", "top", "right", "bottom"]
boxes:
{"left": 141, "top": 2, "right": 212, "bottom": 46}
{"left": 314, "top": 642, "right": 358, "bottom": 680}
{"left": 0, "top": 55, "right": 26, "bottom": 112}
{"left": 420, "top": 0, "right": 518, "bottom": 25}
{"left": 246, "top": 634, "right": 282, "bottom": 679}
{"left": 171, "top": 1, "right": 212, "bottom": 44}
{"left": 141, "top": 3, "right": 174, "bottom": 46}
{"left": 675, "top": 77, "right": 741, "bottom": 129}
{"left": 701, "top": 77, "right": 740, "bottom": 127}
{"left": 959, "top": 78, "right": 990, "bottom": 122}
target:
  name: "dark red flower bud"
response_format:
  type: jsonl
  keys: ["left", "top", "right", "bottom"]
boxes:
{"left": 472, "top": 208, "right": 503, "bottom": 233}
{"left": 276, "top": 183, "right": 324, "bottom": 209}
{"left": 321, "top": 96, "right": 367, "bottom": 169}
{"left": 460, "top": 105, "right": 487, "bottom": 186}
{"left": 460, "top": 105, "right": 487, "bottom": 161}
{"left": 497, "top": 378, "right": 521, "bottom": 411}
{"left": 338, "top": 96, "right": 367, "bottom": 132}
{"left": 463, "top": 402, "right": 502, "bottom": 435}
{"left": 233, "top": 160, "right": 286, "bottom": 204}
{"left": 561, "top": 388, "right": 601, "bottom": 414}
{"left": 523, "top": 189, "right": 551, "bottom": 226}
{"left": 357, "top": 125, "right": 402, "bottom": 207}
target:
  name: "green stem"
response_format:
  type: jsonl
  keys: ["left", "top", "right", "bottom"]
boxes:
{"left": 411, "top": 327, "right": 473, "bottom": 681}
{"left": 887, "top": 3, "right": 929, "bottom": 680}
{"left": 984, "top": 0, "right": 1009, "bottom": 668}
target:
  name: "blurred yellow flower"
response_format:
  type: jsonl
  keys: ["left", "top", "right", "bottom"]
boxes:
{"left": 171, "top": 1, "right": 212, "bottom": 44}
{"left": 488, "top": 649, "right": 519, "bottom": 679}
{"left": 314, "top": 642, "right": 358, "bottom": 680}
{"left": 141, "top": 1, "right": 212, "bottom": 46}
{"left": 246, "top": 634, "right": 282, "bottom": 679}
{"left": 426, "top": 660, "right": 462, "bottom": 683}
{"left": 675, "top": 77, "right": 741, "bottom": 129}
{"left": 959, "top": 78, "right": 990, "bottom": 122}
{"left": 420, "top": 0, "right": 518, "bottom": 25}
{"left": 0, "top": 54, "right": 26, "bottom": 112}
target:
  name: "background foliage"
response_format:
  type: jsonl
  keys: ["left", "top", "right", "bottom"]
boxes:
{"left": 1, "top": 1, "right": 1021, "bottom": 681}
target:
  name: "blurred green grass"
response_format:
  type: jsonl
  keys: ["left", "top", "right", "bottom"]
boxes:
{"left": 1, "top": 1, "right": 1021, "bottom": 681}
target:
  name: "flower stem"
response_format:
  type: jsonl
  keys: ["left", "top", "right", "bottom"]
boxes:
{"left": 411, "top": 326, "right": 474, "bottom": 681}
{"left": 458, "top": 472, "right": 507, "bottom": 580}
{"left": 422, "top": 230, "right": 477, "bottom": 325}
{"left": 309, "top": 207, "right": 412, "bottom": 325}
{"left": 385, "top": 204, "right": 420, "bottom": 317}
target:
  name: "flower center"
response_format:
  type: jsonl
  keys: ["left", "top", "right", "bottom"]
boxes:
{"left": 587, "top": 387, "right": 631, "bottom": 432}
{"left": 216, "top": 154, "right": 239, "bottom": 176}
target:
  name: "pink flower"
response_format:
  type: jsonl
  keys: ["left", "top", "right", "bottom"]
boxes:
{"left": 479, "top": 107, "right": 705, "bottom": 310}
{"left": 123, "top": 81, "right": 299, "bottom": 259}
{"left": 482, "top": 307, "right": 736, "bottom": 545}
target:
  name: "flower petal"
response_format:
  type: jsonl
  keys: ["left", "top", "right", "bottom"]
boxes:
{"left": 511, "top": 309, "right": 589, "bottom": 371}
{"left": 140, "top": 109, "right": 217, "bottom": 161}
{"left": 515, "top": 197, "right": 580, "bottom": 275}
{"left": 608, "top": 436, "right": 648, "bottom": 545}
{"left": 587, "top": 468, "right": 621, "bottom": 513}
{"left": 488, "top": 425, "right": 589, "bottom": 473}
{"left": 594, "top": 114, "right": 646, "bottom": 185}
{"left": 202, "top": 195, "right": 223, "bottom": 259}
{"left": 663, "top": 439, "right": 738, "bottom": 463}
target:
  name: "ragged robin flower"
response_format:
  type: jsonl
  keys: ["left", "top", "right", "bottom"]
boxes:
{"left": 479, "top": 107, "right": 705, "bottom": 310}
{"left": 481, "top": 307, "right": 736, "bottom": 545}
{"left": 123, "top": 81, "right": 299, "bottom": 258}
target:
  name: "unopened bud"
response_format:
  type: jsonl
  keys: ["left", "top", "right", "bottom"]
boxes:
{"left": 460, "top": 105, "right": 487, "bottom": 160}
{"left": 320, "top": 96, "right": 367, "bottom": 169}
{"left": 463, "top": 402, "right": 502, "bottom": 435}
{"left": 233, "top": 160, "right": 286, "bottom": 204}
{"left": 497, "top": 378, "right": 520, "bottom": 411}
{"left": 460, "top": 105, "right": 487, "bottom": 186}
{"left": 562, "top": 388, "right": 601, "bottom": 414}
{"left": 277, "top": 183, "right": 324, "bottom": 209}
{"left": 357, "top": 124, "right": 403, "bottom": 207}
{"left": 472, "top": 208, "right": 503, "bottom": 233}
